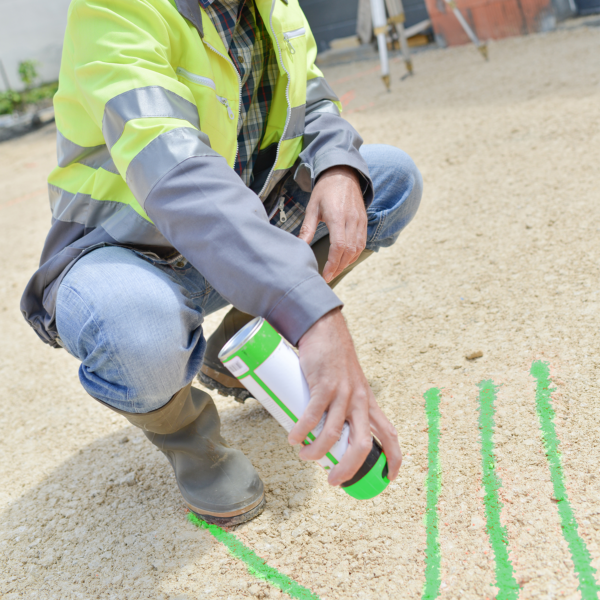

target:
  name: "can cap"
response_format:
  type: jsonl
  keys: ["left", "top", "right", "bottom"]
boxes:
{"left": 341, "top": 440, "right": 390, "bottom": 500}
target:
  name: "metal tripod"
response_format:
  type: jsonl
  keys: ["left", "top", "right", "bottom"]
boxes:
{"left": 370, "top": 0, "right": 413, "bottom": 90}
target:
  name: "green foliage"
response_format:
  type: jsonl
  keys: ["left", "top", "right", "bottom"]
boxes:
{"left": 0, "top": 82, "right": 57, "bottom": 115}
{"left": 0, "top": 90, "right": 22, "bottom": 115}
{"left": 18, "top": 60, "right": 39, "bottom": 89}
{"left": 22, "top": 82, "right": 58, "bottom": 104}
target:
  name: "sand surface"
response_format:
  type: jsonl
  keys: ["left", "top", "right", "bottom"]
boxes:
{"left": 1, "top": 24, "right": 600, "bottom": 600}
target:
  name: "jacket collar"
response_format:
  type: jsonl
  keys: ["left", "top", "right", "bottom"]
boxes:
{"left": 174, "top": 0, "right": 204, "bottom": 37}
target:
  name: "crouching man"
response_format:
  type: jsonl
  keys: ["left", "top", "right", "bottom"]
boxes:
{"left": 21, "top": 0, "right": 422, "bottom": 525}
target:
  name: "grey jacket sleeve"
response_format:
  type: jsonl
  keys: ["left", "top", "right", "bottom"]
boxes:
{"left": 129, "top": 128, "right": 342, "bottom": 345}
{"left": 294, "top": 77, "right": 374, "bottom": 206}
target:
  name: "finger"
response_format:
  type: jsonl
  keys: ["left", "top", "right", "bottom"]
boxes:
{"left": 322, "top": 224, "right": 347, "bottom": 283}
{"left": 357, "top": 211, "right": 368, "bottom": 254}
{"left": 328, "top": 217, "right": 360, "bottom": 281}
{"left": 338, "top": 218, "right": 362, "bottom": 278}
{"left": 298, "top": 201, "right": 320, "bottom": 244}
{"left": 298, "top": 393, "right": 349, "bottom": 461}
{"left": 288, "top": 384, "right": 333, "bottom": 445}
{"left": 369, "top": 401, "right": 402, "bottom": 481}
{"left": 327, "top": 404, "right": 373, "bottom": 486}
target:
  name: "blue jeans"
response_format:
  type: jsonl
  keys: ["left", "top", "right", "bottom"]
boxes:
{"left": 56, "top": 145, "right": 422, "bottom": 413}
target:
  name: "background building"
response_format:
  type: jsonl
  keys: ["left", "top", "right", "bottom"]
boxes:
{"left": 1, "top": 0, "right": 598, "bottom": 92}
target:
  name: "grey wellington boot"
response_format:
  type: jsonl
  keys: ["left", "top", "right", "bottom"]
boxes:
{"left": 99, "top": 383, "right": 265, "bottom": 526}
{"left": 198, "top": 235, "right": 374, "bottom": 401}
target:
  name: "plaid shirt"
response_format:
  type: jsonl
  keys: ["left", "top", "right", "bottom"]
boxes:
{"left": 200, "top": 0, "right": 279, "bottom": 187}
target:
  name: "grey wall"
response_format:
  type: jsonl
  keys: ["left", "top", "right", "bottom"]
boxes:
{"left": 299, "top": 0, "right": 430, "bottom": 52}
{"left": 0, "top": 0, "right": 71, "bottom": 91}
{"left": 299, "top": 0, "right": 361, "bottom": 52}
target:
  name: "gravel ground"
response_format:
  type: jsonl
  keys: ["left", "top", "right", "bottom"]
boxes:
{"left": 1, "top": 24, "right": 599, "bottom": 600}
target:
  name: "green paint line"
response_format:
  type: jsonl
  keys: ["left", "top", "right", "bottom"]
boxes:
{"left": 423, "top": 388, "right": 442, "bottom": 600}
{"left": 188, "top": 512, "right": 320, "bottom": 600}
{"left": 477, "top": 380, "right": 519, "bottom": 600}
{"left": 530, "top": 361, "right": 599, "bottom": 599}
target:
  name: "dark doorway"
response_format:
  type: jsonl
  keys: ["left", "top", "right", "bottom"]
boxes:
{"left": 299, "top": 0, "right": 431, "bottom": 52}
{"left": 575, "top": 0, "right": 600, "bottom": 14}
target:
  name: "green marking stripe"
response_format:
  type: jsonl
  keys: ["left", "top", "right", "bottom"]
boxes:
{"left": 247, "top": 371, "right": 339, "bottom": 466}
{"left": 189, "top": 513, "right": 320, "bottom": 600}
{"left": 477, "top": 381, "right": 519, "bottom": 600}
{"left": 531, "top": 361, "right": 599, "bottom": 599}
{"left": 248, "top": 370, "right": 299, "bottom": 425}
{"left": 423, "top": 388, "right": 442, "bottom": 600}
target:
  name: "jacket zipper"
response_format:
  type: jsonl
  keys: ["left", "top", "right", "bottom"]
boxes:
{"left": 283, "top": 27, "right": 305, "bottom": 54}
{"left": 177, "top": 65, "right": 235, "bottom": 121}
{"left": 176, "top": 67, "right": 216, "bottom": 90}
{"left": 177, "top": 66, "right": 234, "bottom": 120}
{"left": 201, "top": 40, "right": 242, "bottom": 162}
{"left": 278, "top": 196, "right": 287, "bottom": 223}
{"left": 258, "top": 1, "right": 294, "bottom": 200}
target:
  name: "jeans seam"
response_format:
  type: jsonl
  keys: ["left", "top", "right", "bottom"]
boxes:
{"left": 368, "top": 210, "right": 387, "bottom": 245}
{"left": 60, "top": 284, "right": 131, "bottom": 410}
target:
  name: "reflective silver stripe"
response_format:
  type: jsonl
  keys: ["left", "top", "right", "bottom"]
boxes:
{"left": 101, "top": 158, "right": 120, "bottom": 175}
{"left": 57, "top": 130, "right": 107, "bottom": 168}
{"left": 127, "top": 127, "right": 219, "bottom": 205}
{"left": 102, "top": 204, "right": 170, "bottom": 246}
{"left": 306, "top": 77, "right": 340, "bottom": 106}
{"left": 56, "top": 130, "right": 120, "bottom": 174}
{"left": 282, "top": 105, "right": 305, "bottom": 140}
{"left": 103, "top": 86, "right": 201, "bottom": 150}
{"left": 49, "top": 184, "right": 125, "bottom": 228}
{"left": 305, "top": 99, "right": 340, "bottom": 117}
{"left": 49, "top": 184, "right": 168, "bottom": 246}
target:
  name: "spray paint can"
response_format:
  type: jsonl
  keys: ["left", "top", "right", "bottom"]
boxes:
{"left": 218, "top": 317, "right": 390, "bottom": 500}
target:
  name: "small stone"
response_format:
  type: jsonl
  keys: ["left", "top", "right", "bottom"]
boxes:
{"left": 288, "top": 491, "right": 307, "bottom": 508}
{"left": 117, "top": 472, "right": 136, "bottom": 486}
{"left": 282, "top": 509, "right": 291, "bottom": 519}
{"left": 419, "top": 347, "right": 428, "bottom": 354}
{"left": 466, "top": 350, "right": 483, "bottom": 360}
{"left": 119, "top": 436, "right": 129, "bottom": 444}
{"left": 249, "top": 584, "right": 262, "bottom": 595}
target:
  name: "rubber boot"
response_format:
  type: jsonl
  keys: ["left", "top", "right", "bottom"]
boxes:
{"left": 198, "top": 235, "right": 374, "bottom": 401}
{"left": 97, "top": 383, "right": 265, "bottom": 526}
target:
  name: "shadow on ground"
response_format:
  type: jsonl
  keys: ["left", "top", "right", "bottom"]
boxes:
{"left": 0, "top": 396, "right": 316, "bottom": 599}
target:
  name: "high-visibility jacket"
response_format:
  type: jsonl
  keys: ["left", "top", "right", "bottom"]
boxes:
{"left": 21, "top": 0, "right": 372, "bottom": 347}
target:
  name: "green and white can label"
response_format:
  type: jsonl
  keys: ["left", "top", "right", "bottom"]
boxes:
{"left": 219, "top": 317, "right": 390, "bottom": 500}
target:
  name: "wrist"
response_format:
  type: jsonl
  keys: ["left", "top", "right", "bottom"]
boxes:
{"left": 298, "top": 307, "right": 344, "bottom": 350}
{"left": 317, "top": 165, "right": 361, "bottom": 186}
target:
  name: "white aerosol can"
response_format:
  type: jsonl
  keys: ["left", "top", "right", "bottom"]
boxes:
{"left": 218, "top": 317, "right": 390, "bottom": 500}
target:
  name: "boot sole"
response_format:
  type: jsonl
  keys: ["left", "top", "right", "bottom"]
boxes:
{"left": 197, "top": 369, "right": 253, "bottom": 404}
{"left": 190, "top": 495, "right": 266, "bottom": 527}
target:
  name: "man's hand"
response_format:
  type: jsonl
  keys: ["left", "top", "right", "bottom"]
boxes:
{"left": 288, "top": 308, "right": 402, "bottom": 486}
{"left": 298, "top": 166, "right": 367, "bottom": 283}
